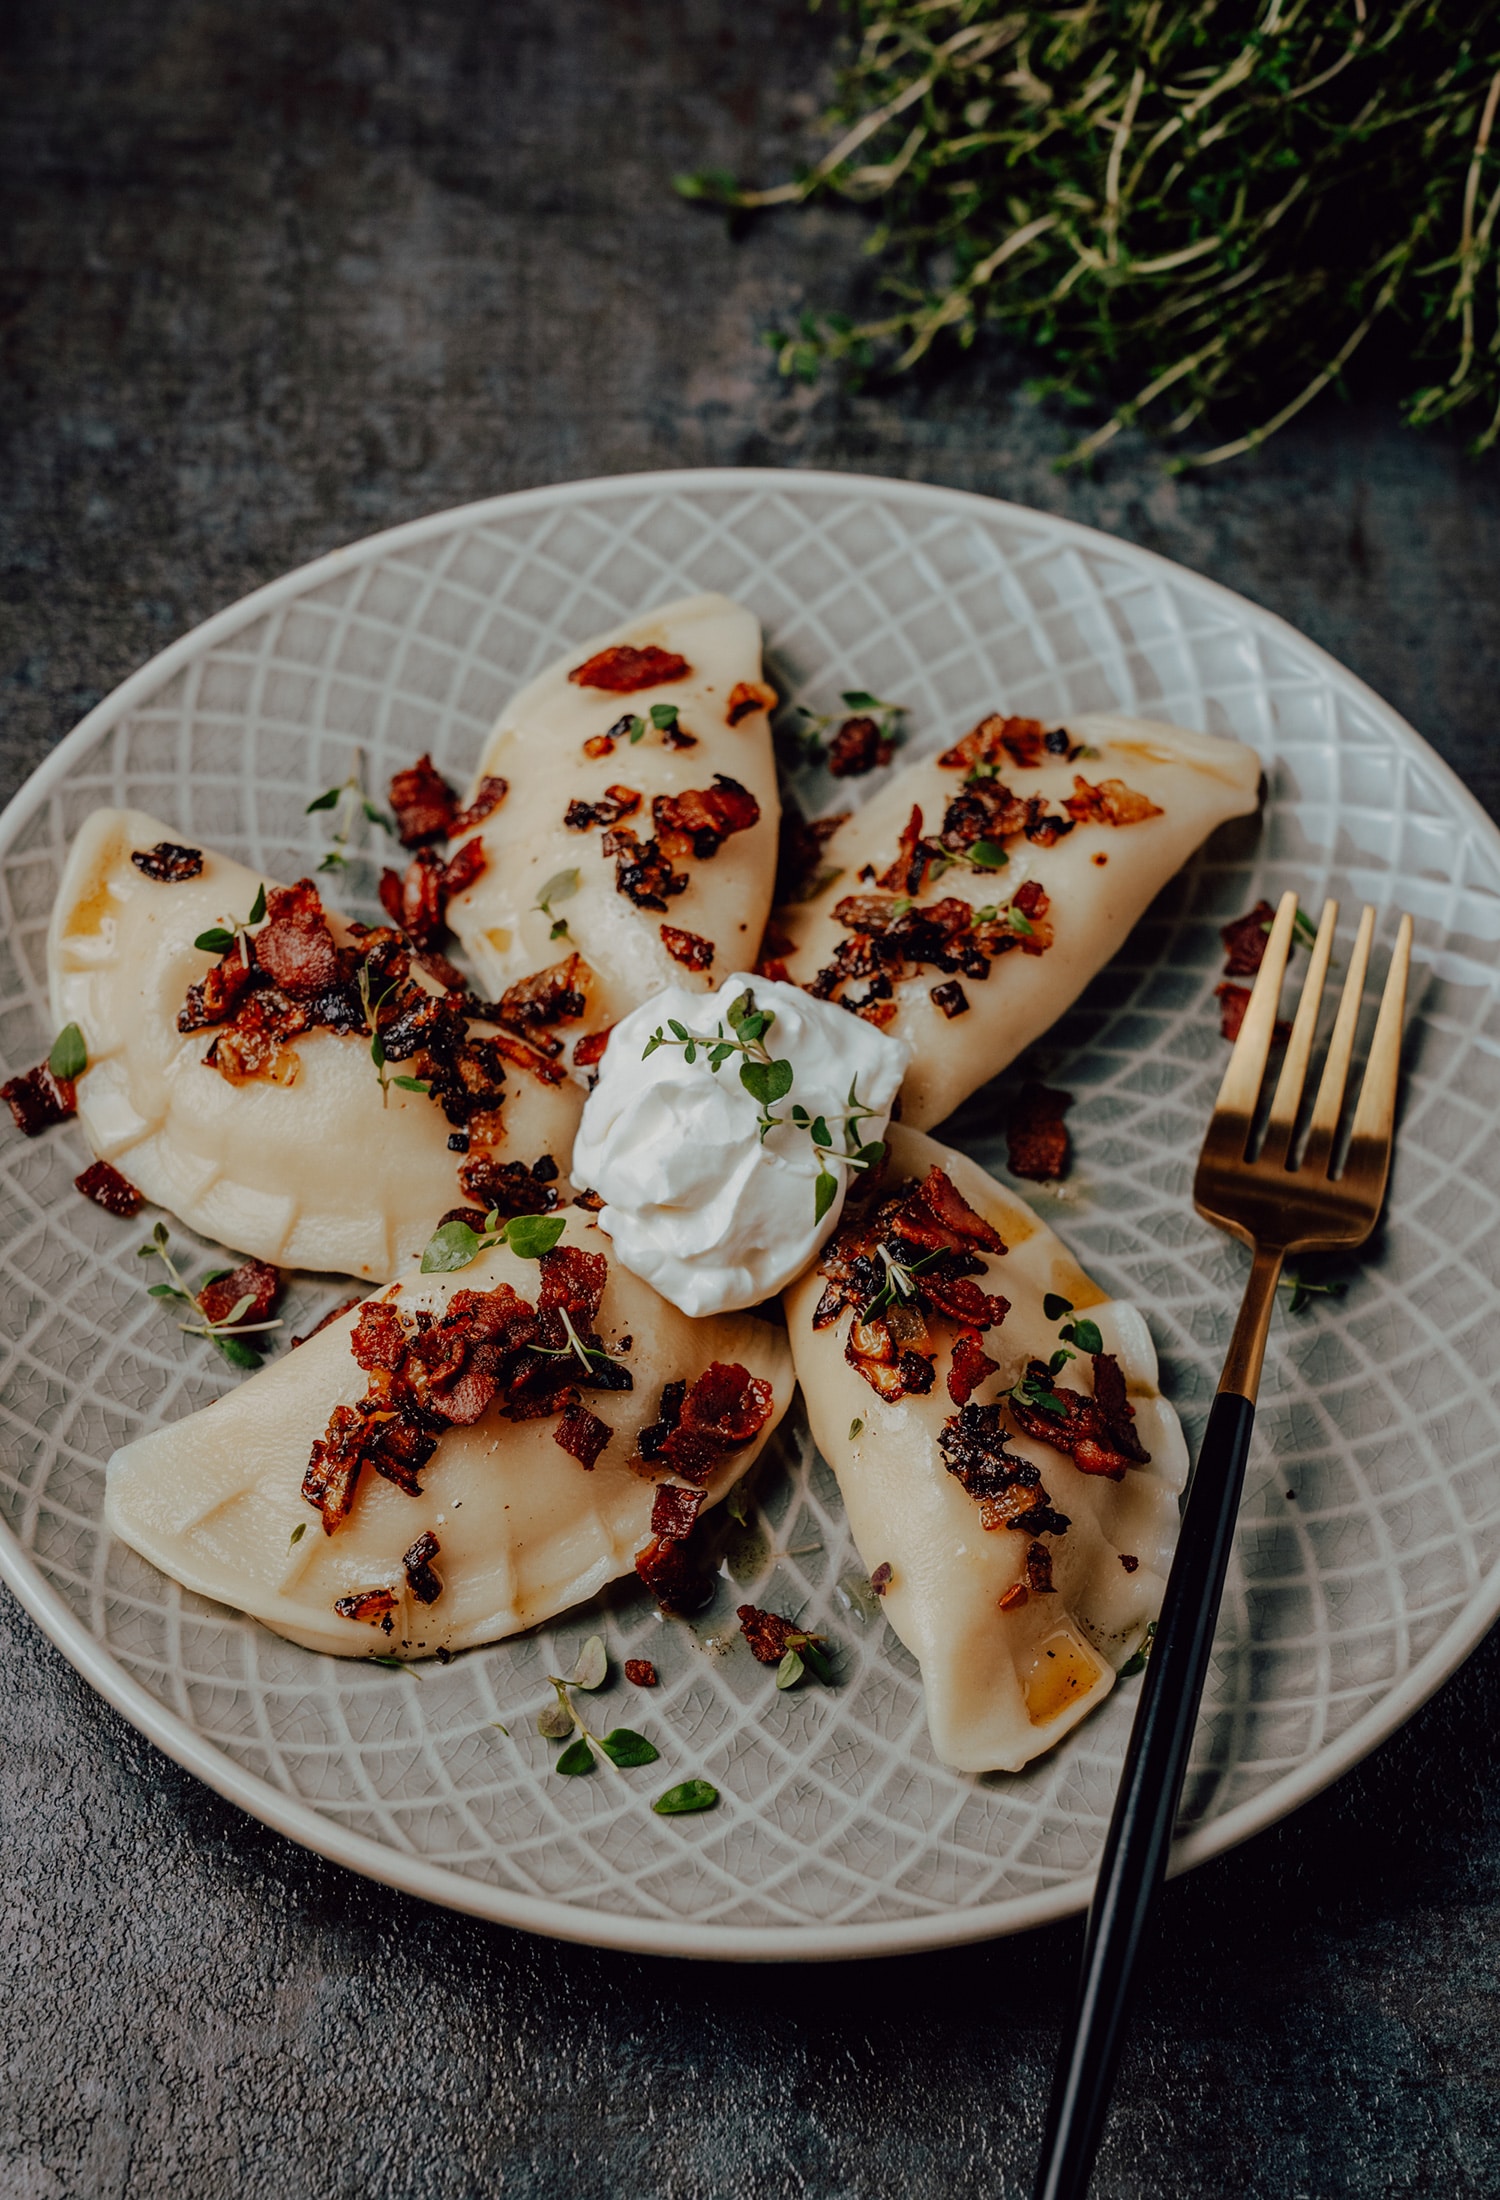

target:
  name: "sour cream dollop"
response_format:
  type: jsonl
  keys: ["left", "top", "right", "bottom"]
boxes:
{"left": 571, "top": 974, "right": 907, "bottom": 1316}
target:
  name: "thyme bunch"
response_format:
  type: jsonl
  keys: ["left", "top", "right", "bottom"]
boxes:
{"left": 681, "top": 2, "right": 1500, "bottom": 462}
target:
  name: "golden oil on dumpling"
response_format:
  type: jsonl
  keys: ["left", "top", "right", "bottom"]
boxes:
{"left": 48, "top": 809, "right": 582, "bottom": 1281}
{"left": 783, "top": 1124, "right": 1187, "bottom": 1773}
{"left": 778, "top": 710, "right": 1260, "bottom": 1128}
{"left": 106, "top": 1215, "right": 795, "bottom": 1658}
{"left": 445, "top": 594, "right": 781, "bottom": 1045}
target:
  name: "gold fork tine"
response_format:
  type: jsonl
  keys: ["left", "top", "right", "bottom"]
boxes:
{"left": 1341, "top": 912, "right": 1413, "bottom": 1192}
{"left": 1207, "top": 890, "right": 1299, "bottom": 1158}
{"left": 1301, "top": 904, "right": 1376, "bottom": 1177}
{"left": 1259, "top": 897, "right": 1338, "bottom": 1171}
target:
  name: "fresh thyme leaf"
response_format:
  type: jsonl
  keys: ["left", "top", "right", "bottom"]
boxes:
{"left": 194, "top": 928, "right": 236, "bottom": 956}
{"left": 649, "top": 703, "right": 680, "bottom": 731}
{"left": 1061, "top": 1317, "right": 1104, "bottom": 1355}
{"left": 362, "top": 801, "right": 395, "bottom": 832}
{"left": 550, "top": 918, "right": 569, "bottom": 940}
{"left": 739, "top": 1058, "right": 794, "bottom": 1107}
{"left": 1008, "top": 906, "right": 1035, "bottom": 937}
{"left": 504, "top": 1213, "right": 567, "bottom": 1260}
{"left": 849, "top": 1418, "right": 863, "bottom": 1439}
{"left": 420, "top": 1220, "right": 483, "bottom": 1273}
{"left": 288, "top": 1522, "right": 307, "bottom": 1548}
{"left": 570, "top": 1635, "right": 608, "bottom": 1691}
{"left": 599, "top": 1728, "right": 659, "bottom": 1768}
{"left": 1043, "top": 1293, "right": 1074, "bottom": 1322}
{"left": 626, "top": 715, "right": 647, "bottom": 743}
{"left": 47, "top": 1023, "right": 87, "bottom": 1081}
{"left": 1121, "top": 1621, "right": 1157, "bottom": 1679}
{"left": 841, "top": 690, "right": 890, "bottom": 710}
{"left": 813, "top": 1165, "right": 838, "bottom": 1224}
{"left": 392, "top": 1076, "right": 430, "bottom": 1094}
{"left": 537, "top": 1698, "right": 576, "bottom": 1740}
{"left": 555, "top": 1735, "right": 596, "bottom": 1776}
{"left": 370, "top": 1656, "right": 411, "bottom": 1672}
{"left": 305, "top": 787, "right": 341, "bottom": 813}
{"left": 653, "top": 1779, "right": 718, "bottom": 1815}
{"left": 147, "top": 1282, "right": 184, "bottom": 1299}
{"left": 967, "top": 840, "right": 1008, "bottom": 871}
{"left": 776, "top": 1649, "right": 805, "bottom": 1690}
{"left": 213, "top": 1334, "right": 264, "bottom": 1371}
{"left": 246, "top": 884, "right": 267, "bottom": 926}
{"left": 536, "top": 868, "right": 580, "bottom": 917}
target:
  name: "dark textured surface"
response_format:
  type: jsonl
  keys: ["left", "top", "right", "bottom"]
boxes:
{"left": 3, "top": 5, "right": 1500, "bottom": 2195}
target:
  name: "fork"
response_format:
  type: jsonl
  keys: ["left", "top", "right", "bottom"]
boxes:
{"left": 1032, "top": 890, "right": 1413, "bottom": 2200}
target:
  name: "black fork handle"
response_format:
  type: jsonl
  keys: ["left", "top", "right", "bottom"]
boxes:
{"left": 1032, "top": 1388, "right": 1258, "bottom": 2200}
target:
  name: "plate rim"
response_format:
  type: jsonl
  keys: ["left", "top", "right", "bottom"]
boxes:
{"left": 4, "top": 463, "right": 1497, "bottom": 1962}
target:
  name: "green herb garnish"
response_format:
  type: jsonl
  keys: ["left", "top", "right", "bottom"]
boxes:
{"left": 535, "top": 866, "right": 580, "bottom": 941}
{"left": 307, "top": 754, "right": 394, "bottom": 871}
{"left": 653, "top": 1779, "right": 719, "bottom": 1816}
{"left": 48, "top": 1024, "right": 87, "bottom": 1082}
{"left": 1121, "top": 1621, "right": 1157, "bottom": 1679}
{"left": 137, "top": 1221, "right": 282, "bottom": 1370}
{"left": 536, "top": 1641, "right": 662, "bottom": 1778}
{"left": 420, "top": 1209, "right": 567, "bottom": 1273}
{"left": 1279, "top": 1268, "right": 1349, "bottom": 1317}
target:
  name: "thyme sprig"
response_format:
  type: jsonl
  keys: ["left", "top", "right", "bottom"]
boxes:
{"left": 137, "top": 1221, "right": 282, "bottom": 1371}
{"left": 794, "top": 687, "right": 907, "bottom": 765}
{"left": 536, "top": 1637, "right": 661, "bottom": 1776}
{"left": 307, "top": 752, "right": 395, "bottom": 872}
{"left": 642, "top": 988, "right": 885, "bottom": 1220}
{"left": 420, "top": 1208, "right": 567, "bottom": 1273}
{"left": 193, "top": 884, "right": 267, "bottom": 963}
{"left": 680, "top": 3, "right": 1500, "bottom": 464}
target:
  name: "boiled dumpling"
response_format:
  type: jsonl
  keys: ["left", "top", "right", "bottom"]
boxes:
{"left": 106, "top": 1214, "right": 795, "bottom": 1657}
{"left": 777, "top": 711, "right": 1260, "bottom": 1128}
{"left": 48, "top": 809, "right": 583, "bottom": 1281}
{"left": 445, "top": 594, "right": 781, "bottom": 1041}
{"left": 783, "top": 1124, "right": 1187, "bottom": 1772}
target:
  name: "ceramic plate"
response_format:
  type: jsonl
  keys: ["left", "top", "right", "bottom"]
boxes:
{"left": 3, "top": 469, "right": 1498, "bottom": 1962}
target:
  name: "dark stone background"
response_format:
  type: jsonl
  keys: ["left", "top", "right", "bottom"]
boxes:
{"left": 3, "top": 5, "right": 1498, "bottom": 2195}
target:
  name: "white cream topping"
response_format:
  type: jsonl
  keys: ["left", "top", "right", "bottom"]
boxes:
{"left": 571, "top": 974, "right": 907, "bottom": 1317}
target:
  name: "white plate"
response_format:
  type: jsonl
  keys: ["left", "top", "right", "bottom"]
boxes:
{"left": 3, "top": 469, "right": 1498, "bottom": 1963}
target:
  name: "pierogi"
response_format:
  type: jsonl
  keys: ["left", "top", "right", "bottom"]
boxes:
{"left": 445, "top": 593, "right": 781, "bottom": 1037}
{"left": 48, "top": 809, "right": 582, "bottom": 1281}
{"left": 783, "top": 1124, "right": 1187, "bottom": 1773}
{"left": 778, "top": 711, "right": 1260, "bottom": 1128}
{"left": 106, "top": 1216, "right": 795, "bottom": 1658}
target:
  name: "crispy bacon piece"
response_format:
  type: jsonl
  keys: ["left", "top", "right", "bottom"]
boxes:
{"left": 930, "top": 980, "right": 968, "bottom": 1019}
{"left": 1025, "top": 1540, "right": 1056, "bottom": 1594}
{"left": 451, "top": 776, "right": 508, "bottom": 835}
{"left": 726, "top": 680, "right": 775, "bottom": 726}
{"left": 333, "top": 1588, "right": 397, "bottom": 1629}
{"left": 637, "top": 1379, "right": 686, "bottom": 1462}
{"left": 602, "top": 826, "right": 688, "bottom": 910}
{"left": 869, "top": 1563, "right": 892, "bottom": 1597}
{"left": 998, "top": 1583, "right": 1028, "bottom": 1612}
{"left": 539, "top": 1242, "right": 608, "bottom": 1326}
{"left": 635, "top": 1479, "right": 713, "bottom": 1612}
{"left": 947, "top": 1326, "right": 999, "bottom": 1406}
{"left": 207, "top": 994, "right": 306, "bottom": 1086}
{"left": 891, "top": 1167, "right": 1007, "bottom": 1261}
{"left": 388, "top": 754, "right": 459, "bottom": 846}
{"left": 1007, "top": 878, "right": 1053, "bottom": 954}
{"left": 813, "top": 1169, "right": 1009, "bottom": 1354}
{"left": 352, "top": 1298, "right": 415, "bottom": 1371}
{"left": 648, "top": 1362, "right": 774, "bottom": 1483}
{"left": 652, "top": 775, "right": 761, "bottom": 861}
{"left": 1006, "top": 1082, "right": 1072, "bottom": 1181}
{"left": 255, "top": 881, "right": 343, "bottom": 997}
{"left": 380, "top": 840, "right": 487, "bottom": 950}
{"left": 1215, "top": 982, "right": 1290, "bottom": 1045}
{"left": 844, "top": 1310, "right": 937, "bottom": 1402}
{"left": 569, "top": 645, "right": 690, "bottom": 693}
{"left": 1064, "top": 776, "right": 1164, "bottom": 827}
{"left": 489, "top": 1027, "right": 566, "bottom": 1086}
{"left": 131, "top": 842, "right": 203, "bottom": 882}
{"left": 624, "top": 1658, "right": 659, "bottom": 1686}
{"left": 1007, "top": 1353, "right": 1150, "bottom": 1480}
{"left": 1119, "top": 1553, "right": 1140, "bottom": 1573}
{"left": 939, "top": 1404, "right": 1071, "bottom": 1535}
{"left": 938, "top": 714, "right": 1072, "bottom": 772}
{"left": 827, "top": 715, "right": 894, "bottom": 777}
{"left": 648, "top": 1481, "right": 704, "bottom": 1540}
{"left": 498, "top": 953, "right": 587, "bottom": 1035}
{"left": 178, "top": 948, "right": 256, "bottom": 1032}
{"left": 291, "top": 1296, "right": 362, "bottom": 1347}
{"left": 3, "top": 1062, "right": 76, "bottom": 1135}
{"left": 572, "top": 1027, "right": 612, "bottom": 1069}
{"left": 73, "top": 1159, "right": 142, "bottom": 1215}
{"left": 1220, "top": 899, "right": 1277, "bottom": 977}
{"left": 876, "top": 805, "right": 932, "bottom": 897}
{"left": 660, "top": 924, "right": 714, "bottom": 971}
{"left": 458, "top": 1150, "right": 560, "bottom": 1217}
{"left": 564, "top": 785, "right": 641, "bottom": 831}
{"left": 402, "top": 1530, "right": 443, "bottom": 1604}
{"left": 554, "top": 1398, "right": 613, "bottom": 1468}
{"left": 197, "top": 1257, "right": 281, "bottom": 1328}
{"left": 304, "top": 1407, "right": 381, "bottom": 1533}
{"left": 939, "top": 779, "right": 1072, "bottom": 854}
{"left": 736, "top": 1605, "right": 824, "bottom": 1666}
{"left": 443, "top": 837, "right": 487, "bottom": 900}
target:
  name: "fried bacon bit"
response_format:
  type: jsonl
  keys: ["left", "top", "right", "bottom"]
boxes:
{"left": 1215, "top": 983, "right": 1250, "bottom": 1042}
{"left": 1025, "top": 1540, "right": 1056, "bottom": 1594}
{"left": 634, "top": 1479, "right": 713, "bottom": 1612}
{"left": 602, "top": 826, "right": 688, "bottom": 911}
{"left": 652, "top": 775, "right": 761, "bottom": 862}
{"left": 998, "top": 1583, "right": 1028, "bottom": 1612}
{"left": 73, "top": 1159, "right": 142, "bottom": 1216}
{"left": 827, "top": 715, "right": 895, "bottom": 777}
{"left": 564, "top": 785, "right": 641, "bottom": 831}
{"left": 379, "top": 840, "right": 487, "bottom": 950}
{"left": 1220, "top": 899, "right": 1278, "bottom": 977}
{"left": 931, "top": 980, "right": 968, "bottom": 1019}
{"left": 624, "top": 1658, "right": 659, "bottom": 1686}
{"left": 876, "top": 805, "right": 932, "bottom": 897}
{"left": 569, "top": 644, "right": 691, "bottom": 693}
{"left": 938, "top": 714, "right": 1074, "bottom": 772}
{"left": 291, "top": 1296, "right": 362, "bottom": 1347}
{"left": 644, "top": 1363, "right": 774, "bottom": 1484}
{"left": 401, "top": 1530, "right": 443, "bottom": 1604}
{"left": 809, "top": 875, "right": 1053, "bottom": 1007}
{"left": 938, "top": 1404, "right": 1071, "bottom": 1536}
{"left": 450, "top": 776, "right": 508, "bottom": 835}
{"left": 388, "top": 755, "right": 459, "bottom": 846}
{"left": 554, "top": 1399, "right": 612, "bottom": 1469}
{"left": 458, "top": 1150, "right": 560, "bottom": 1216}
{"left": 1119, "top": 1553, "right": 1140, "bottom": 1573}
{"left": 1007, "top": 1353, "right": 1150, "bottom": 1481}
{"left": 663, "top": 724, "right": 698, "bottom": 751}
{"left": 660, "top": 923, "right": 714, "bottom": 972}
{"left": 1064, "top": 776, "right": 1164, "bottom": 828}
{"left": 947, "top": 1326, "right": 999, "bottom": 1406}
{"left": 334, "top": 1588, "right": 398, "bottom": 1630}
{"left": 938, "top": 777, "right": 1072, "bottom": 854}
{"left": 209, "top": 1001, "right": 303, "bottom": 1087}
{"left": 255, "top": 881, "right": 344, "bottom": 996}
{"left": 572, "top": 1026, "right": 612, "bottom": 1070}
{"left": 869, "top": 1562, "right": 892, "bottom": 1597}
{"left": 1006, "top": 1082, "right": 1072, "bottom": 1182}
{"left": 197, "top": 1257, "right": 281, "bottom": 1328}
{"left": 131, "top": 841, "right": 203, "bottom": 882}
{"left": 3, "top": 1063, "right": 76, "bottom": 1136}
{"left": 726, "top": 680, "right": 775, "bottom": 726}
{"left": 498, "top": 953, "right": 587, "bottom": 1037}
{"left": 736, "top": 1604, "right": 824, "bottom": 1666}
{"left": 583, "top": 732, "right": 617, "bottom": 760}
